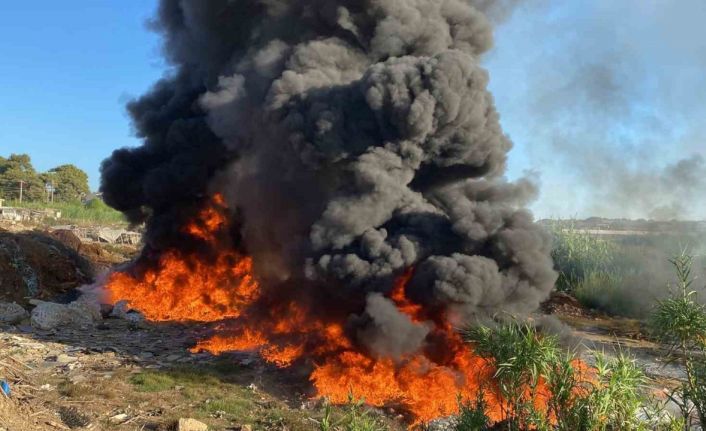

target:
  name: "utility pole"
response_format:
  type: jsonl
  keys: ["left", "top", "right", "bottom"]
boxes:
{"left": 19, "top": 180, "right": 24, "bottom": 203}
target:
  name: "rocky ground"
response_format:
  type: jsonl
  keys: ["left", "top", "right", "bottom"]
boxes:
{"left": 0, "top": 316, "right": 348, "bottom": 431}
{"left": 0, "top": 223, "right": 688, "bottom": 430}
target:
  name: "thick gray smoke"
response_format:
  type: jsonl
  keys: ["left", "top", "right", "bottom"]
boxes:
{"left": 101, "top": 0, "right": 556, "bottom": 359}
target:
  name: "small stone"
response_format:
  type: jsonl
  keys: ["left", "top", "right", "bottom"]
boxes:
{"left": 166, "top": 354, "right": 182, "bottom": 361}
{"left": 109, "top": 413, "right": 129, "bottom": 424}
{"left": 56, "top": 354, "right": 78, "bottom": 364}
{"left": 240, "top": 425, "right": 253, "bottom": 431}
{"left": 177, "top": 418, "right": 208, "bottom": 431}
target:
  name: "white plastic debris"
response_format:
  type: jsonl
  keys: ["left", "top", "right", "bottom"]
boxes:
{"left": 30, "top": 299, "right": 102, "bottom": 330}
{"left": 0, "top": 302, "right": 29, "bottom": 324}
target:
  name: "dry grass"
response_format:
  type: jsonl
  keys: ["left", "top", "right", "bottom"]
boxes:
{"left": 0, "top": 358, "right": 57, "bottom": 431}
{"left": 0, "top": 397, "right": 42, "bottom": 430}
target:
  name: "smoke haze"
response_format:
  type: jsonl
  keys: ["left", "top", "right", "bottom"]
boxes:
{"left": 486, "top": 0, "right": 706, "bottom": 220}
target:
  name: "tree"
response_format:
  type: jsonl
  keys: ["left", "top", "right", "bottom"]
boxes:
{"left": 45, "top": 164, "right": 89, "bottom": 203}
{"left": 0, "top": 154, "right": 45, "bottom": 202}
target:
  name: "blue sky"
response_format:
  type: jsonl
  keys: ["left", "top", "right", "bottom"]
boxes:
{"left": 2, "top": 1, "right": 705, "bottom": 219}
{"left": 0, "top": 2, "right": 163, "bottom": 189}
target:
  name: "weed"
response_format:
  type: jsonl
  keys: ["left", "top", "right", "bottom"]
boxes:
{"left": 129, "top": 372, "right": 177, "bottom": 392}
{"left": 317, "top": 395, "right": 387, "bottom": 431}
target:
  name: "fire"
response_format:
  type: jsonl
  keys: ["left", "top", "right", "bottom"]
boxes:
{"left": 106, "top": 196, "right": 260, "bottom": 322}
{"left": 102, "top": 196, "right": 541, "bottom": 425}
{"left": 106, "top": 251, "right": 259, "bottom": 322}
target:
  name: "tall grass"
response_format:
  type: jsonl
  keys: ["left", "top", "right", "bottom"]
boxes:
{"left": 550, "top": 223, "right": 706, "bottom": 317}
{"left": 550, "top": 223, "right": 617, "bottom": 293}
{"left": 572, "top": 271, "right": 641, "bottom": 317}
{"left": 5, "top": 199, "right": 126, "bottom": 225}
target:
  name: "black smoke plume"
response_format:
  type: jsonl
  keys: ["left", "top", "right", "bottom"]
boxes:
{"left": 101, "top": 0, "right": 556, "bottom": 357}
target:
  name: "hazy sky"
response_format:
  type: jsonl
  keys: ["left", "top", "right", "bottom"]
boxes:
{"left": 2, "top": 1, "right": 705, "bottom": 219}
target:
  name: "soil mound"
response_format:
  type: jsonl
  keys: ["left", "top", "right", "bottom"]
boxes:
{"left": 48, "top": 228, "right": 131, "bottom": 270}
{"left": 0, "top": 231, "right": 95, "bottom": 307}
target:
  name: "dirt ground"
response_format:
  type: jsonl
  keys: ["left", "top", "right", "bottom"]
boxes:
{"left": 0, "top": 315, "right": 408, "bottom": 431}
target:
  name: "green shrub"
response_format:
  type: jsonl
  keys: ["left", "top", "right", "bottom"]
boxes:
{"left": 464, "top": 320, "right": 648, "bottom": 431}
{"left": 650, "top": 252, "right": 706, "bottom": 429}
{"left": 465, "top": 322, "right": 558, "bottom": 430}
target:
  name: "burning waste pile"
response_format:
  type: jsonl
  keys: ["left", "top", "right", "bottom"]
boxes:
{"left": 99, "top": 0, "right": 556, "bottom": 424}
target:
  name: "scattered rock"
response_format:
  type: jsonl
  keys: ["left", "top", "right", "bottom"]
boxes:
{"left": 0, "top": 302, "right": 28, "bottom": 324}
{"left": 111, "top": 300, "right": 145, "bottom": 324}
{"left": 177, "top": 418, "right": 208, "bottom": 431}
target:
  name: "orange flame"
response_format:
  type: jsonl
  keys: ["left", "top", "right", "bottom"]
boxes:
{"left": 106, "top": 195, "right": 260, "bottom": 322}
{"left": 104, "top": 195, "right": 554, "bottom": 425}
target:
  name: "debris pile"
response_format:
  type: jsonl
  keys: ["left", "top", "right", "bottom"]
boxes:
{"left": 49, "top": 225, "right": 141, "bottom": 245}
{"left": 0, "top": 230, "right": 94, "bottom": 307}
{"left": 541, "top": 291, "right": 595, "bottom": 318}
